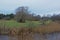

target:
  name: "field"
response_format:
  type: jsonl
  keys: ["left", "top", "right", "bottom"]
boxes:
{"left": 0, "top": 20, "right": 51, "bottom": 28}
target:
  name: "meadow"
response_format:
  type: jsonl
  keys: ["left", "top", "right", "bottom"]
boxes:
{"left": 0, "top": 20, "right": 51, "bottom": 28}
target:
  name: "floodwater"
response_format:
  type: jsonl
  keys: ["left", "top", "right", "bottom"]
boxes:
{"left": 0, "top": 33, "right": 60, "bottom": 40}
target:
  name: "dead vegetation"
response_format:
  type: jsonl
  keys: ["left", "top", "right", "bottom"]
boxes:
{"left": 33, "top": 22, "right": 60, "bottom": 34}
{"left": 0, "top": 21, "right": 60, "bottom": 36}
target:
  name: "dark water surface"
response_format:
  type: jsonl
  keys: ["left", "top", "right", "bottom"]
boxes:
{"left": 0, "top": 35, "right": 9, "bottom": 40}
{"left": 31, "top": 33, "right": 60, "bottom": 40}
{"left": 0, "top": 33, "right": 60, "bottom": 40}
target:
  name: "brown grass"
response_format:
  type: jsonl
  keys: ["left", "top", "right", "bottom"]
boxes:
{"left": 33, "top": 22, "right": 60, "bottom": 34}
{"left": 0, "top": 21, "right": 60, "bottom": 35}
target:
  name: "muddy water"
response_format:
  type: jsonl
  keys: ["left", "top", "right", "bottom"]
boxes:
{"left": 0, "top": 33, "right": 60, "bottom": 40}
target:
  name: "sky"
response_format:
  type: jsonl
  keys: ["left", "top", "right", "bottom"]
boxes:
{"left": 0, "top": 0, "right": 60, "bottom": 16}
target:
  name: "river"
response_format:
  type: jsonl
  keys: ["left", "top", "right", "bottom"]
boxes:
{"left": 0, "top": 33, "right": 60, "bottom": 40}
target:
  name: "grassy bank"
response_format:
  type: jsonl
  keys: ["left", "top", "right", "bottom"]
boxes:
{"left": 0, "top": 20, "right": 60, "bottom": 35}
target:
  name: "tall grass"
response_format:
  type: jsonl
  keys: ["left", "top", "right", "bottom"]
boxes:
{"left": 0, "top": 20, "right": 57, "bottom": 35}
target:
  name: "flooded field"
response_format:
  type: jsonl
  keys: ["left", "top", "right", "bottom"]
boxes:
{"left": 0, "top": 33, "right": 60, "bottom": 40}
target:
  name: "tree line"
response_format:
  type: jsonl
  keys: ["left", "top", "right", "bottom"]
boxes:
{"left": 0, "top": 6, "right": 60, "bottom": 23}
{"left": 0, "top": 13, "right": 14, "bottom": 20}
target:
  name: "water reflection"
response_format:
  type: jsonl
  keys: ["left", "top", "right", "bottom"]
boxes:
{"left": 0, "top": 35, "right": 9, "bottom": 40}
{"left": 0, "top": 33, "right": 60, "bottom": 40}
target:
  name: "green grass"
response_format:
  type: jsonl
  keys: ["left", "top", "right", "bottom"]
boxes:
{"left": 0, "top": 20, "right": 40, "bottom": 28}
{"left": 0, "top": 20, "right": 52, "bottom": 28}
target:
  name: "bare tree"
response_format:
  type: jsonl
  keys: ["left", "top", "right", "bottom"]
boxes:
{"left": 15, "top": 6, "right": 29, "bottom": 23}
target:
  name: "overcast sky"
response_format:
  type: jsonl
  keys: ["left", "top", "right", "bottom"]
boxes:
{"left": 0, "top": 0, "right": 60, "bottom": 16}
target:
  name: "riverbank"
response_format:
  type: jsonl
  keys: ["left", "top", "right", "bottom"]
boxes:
{"left": 0, "top": 22, "right": 60, "bottom": 35}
